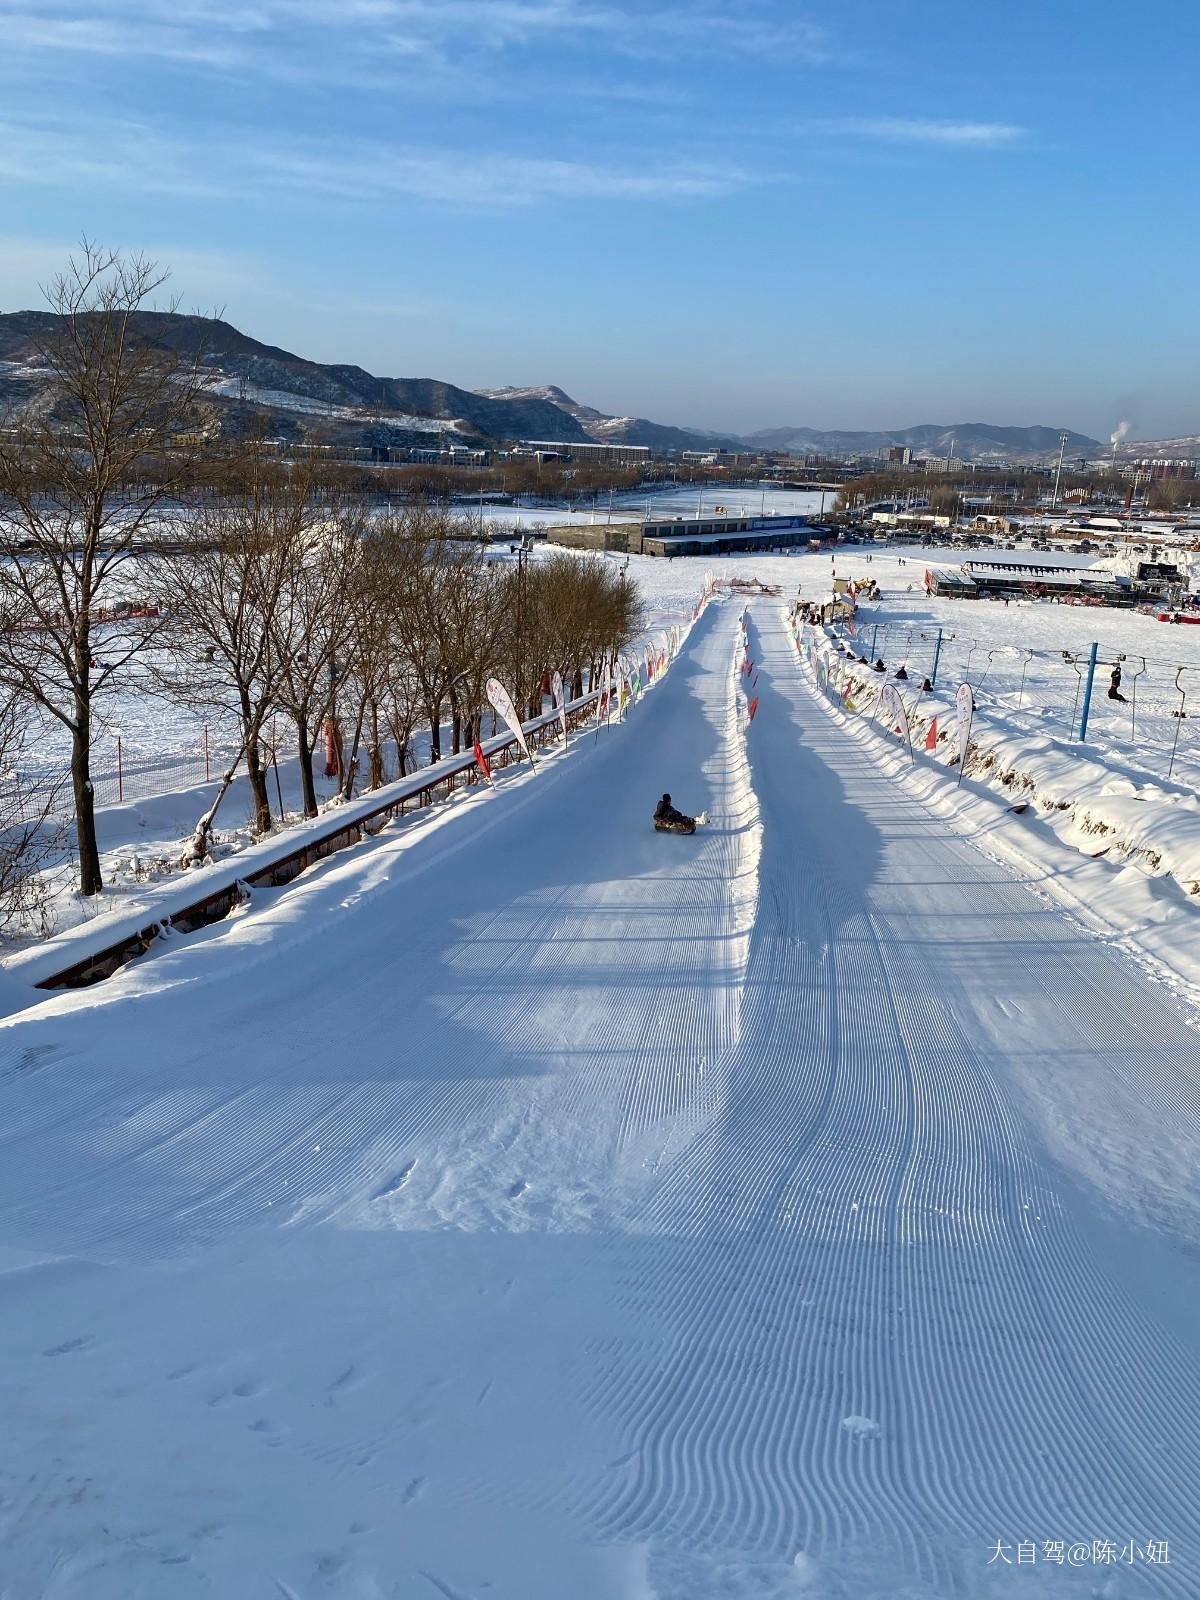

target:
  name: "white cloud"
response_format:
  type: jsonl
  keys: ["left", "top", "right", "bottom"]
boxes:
{"left": 0, "top": 0, "right": 831, "bottom": 76}
{"left": 827, "top": 117, "right": 1026, "bottom": 148}
{"left": 0, "top": 112, "right": 756, "bottom": 209}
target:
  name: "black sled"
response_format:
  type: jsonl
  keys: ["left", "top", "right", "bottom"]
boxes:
{"left": 654, "top": 815, "right": 696, "bottom": 835}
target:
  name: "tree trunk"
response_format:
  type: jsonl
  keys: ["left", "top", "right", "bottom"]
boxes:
{"left": 71, "top": 711, "right": 103, "bottom": 897}
{"left": 341, "top": 705, "right": 367, "bottom": 801}
{"left": 449, "top": 686, "right": 462, "bottom": 755}
{"left": 368, "top": 701, "right": 384, "bottom": 790}
{"left": 245, "top": 735, "right": 273, "bottom": 833}
{"left": 428, "top": 699, "right": 441, "bottom": 763}
{"left": 296, "top": 718, "right": 318, "bottom": 818}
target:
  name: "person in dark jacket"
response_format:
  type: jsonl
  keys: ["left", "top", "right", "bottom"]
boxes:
{"left": 655, "top": 793, "right": 689, "bottom": 826}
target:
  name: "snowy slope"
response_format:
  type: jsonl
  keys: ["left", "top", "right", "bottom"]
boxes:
{"left": 0, "top": 601, "right": 1197, "bottom": 1597}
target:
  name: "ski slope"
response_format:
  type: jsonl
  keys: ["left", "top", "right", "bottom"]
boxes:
{"left": 1, "top": 601, "right": 1198, "bottom": 1598}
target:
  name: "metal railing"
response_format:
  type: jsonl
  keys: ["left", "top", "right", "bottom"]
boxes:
{"left": 30, "top": 686, "right": 615, "bottom": 992}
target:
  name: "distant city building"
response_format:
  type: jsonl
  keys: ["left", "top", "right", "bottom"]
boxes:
{"left": 521, "top": 440, "right": 651, "bottom": 467}
{"left": 542, "top": 512, "right": 811, "bottom": 557}
{"left": 1126, "top": 459, "right": 1197, "bottom": 480}
{"left": 887, "top": 445, "right": 913, "bottom": 465}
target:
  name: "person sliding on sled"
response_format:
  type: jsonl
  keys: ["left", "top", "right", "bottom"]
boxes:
{"left": 654, "top": 793, "right": 698, "bottom": 834}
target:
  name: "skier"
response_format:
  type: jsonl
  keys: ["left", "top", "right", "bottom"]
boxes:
{"left": 1108, "top": 663, "right": 1127, "bottom": 703}
{"left": 654, "top": 793, "right": 697, "bottom": 834}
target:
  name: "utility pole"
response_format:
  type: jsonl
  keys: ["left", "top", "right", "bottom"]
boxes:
{"left": 1051, "top": 431, "right": 1069, "bottom": 510}
{"left": 516, "top": 546, "right": 527, "bottom": 719}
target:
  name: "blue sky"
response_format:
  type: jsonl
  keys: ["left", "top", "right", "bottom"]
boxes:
{"left": 1, "top": 0, "right": 1196, "bottom": 440}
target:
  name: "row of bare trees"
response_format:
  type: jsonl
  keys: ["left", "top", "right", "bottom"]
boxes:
{"left": 0, "top": 246, "right": 643, "bottom": 910}
{"left": 147, "top": 461, "right": 640, "bottom": 868}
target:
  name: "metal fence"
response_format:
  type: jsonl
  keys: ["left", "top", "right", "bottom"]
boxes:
{"left": 0, "top": 724, "right": 416, "bottom": 831}
{"left": 831, "top": 614, "right": 1200, "bottom": 782}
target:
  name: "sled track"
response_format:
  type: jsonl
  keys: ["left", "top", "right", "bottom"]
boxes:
{"left": 0, "top": 602, "right": 1198, "bottom": 1596}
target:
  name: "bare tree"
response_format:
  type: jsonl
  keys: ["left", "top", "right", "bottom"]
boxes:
{"left": 330, "top": 525, "right": 410, "bottom": 800}
{"left": 147, "top": 443, "right": 324, "bottom": 860}
{"left": 270, "top": 508, "right": 360, "bottom": 816}
{"left": 0, "top": 243, "right": 211, "bottom": 894}
{"left": 0, "top": 687, "right": 63, "bottom": 940}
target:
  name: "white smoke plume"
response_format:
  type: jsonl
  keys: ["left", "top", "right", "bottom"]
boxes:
{"left": 1110, "top": 420, "right": 1132, "bottom": 447}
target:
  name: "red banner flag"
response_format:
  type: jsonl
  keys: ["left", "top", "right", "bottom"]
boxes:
{"left": 925, "top": 717, "right": 938, "bottom": 751}
{"left": 748, "top": 696, "right": 760, "bottom": 721}
{"left": 473, "top": 738, "right": 492, "bottom": 781}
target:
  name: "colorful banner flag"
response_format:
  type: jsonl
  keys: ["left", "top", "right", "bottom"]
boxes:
{"left": 925, "top": 717, "right": 939, "bottom": 751}
{"left": 551, "top": 669, "right": 567, "bottom": 745}
{"left": 486, "top": 676, "right": 533, "bottom": 766}
{"left": 748, "top": 695, "right": 760, "bottom": 721}
{"left": 880, "top": 683, "right": 914, "bottom": 761}
{"left": 473, "top": 737, "right": 492, "bottom": 782}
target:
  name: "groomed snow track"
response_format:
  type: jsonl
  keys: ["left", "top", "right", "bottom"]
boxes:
{"left": 0, "top": 601, "right": 1197, "bottom": 1598}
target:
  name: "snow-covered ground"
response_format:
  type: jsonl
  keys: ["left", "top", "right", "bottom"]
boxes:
{"left": 1, "top": 597, "right": 1197, "bottom": 1597}
{"left": 13, "top": 507, "right": 1200, "bottom": 946}
{"left": 204, "top": 377, "right": 465, "bottom": 433}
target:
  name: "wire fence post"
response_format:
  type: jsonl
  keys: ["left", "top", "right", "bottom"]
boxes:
{"left": 1077, "top": 642, "right": 1099, "bottom": 742}
{"left": 117, "top": 736, "right": 123, "bottom": 802}
{"left": 1168, "top": 668, "right": 1188, "bottom": 780}
{"left": 1017, "top": 650, "right": 1034, "bottom": 710}
{"left": 930, "top": 627, "right": 943, "bottom": 687}
{"left": 204, "top": 726, "right": 210, "bottom": 783}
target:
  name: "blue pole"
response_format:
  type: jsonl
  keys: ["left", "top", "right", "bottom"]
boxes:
{"left": 1078, "top": 642, "right": 1098, "bottom": 741}
{"left": 930, "top": 628, "right": 943, "bottom": 688}
{"left": 870, "top": 623, "right": 879, "bottom": 660}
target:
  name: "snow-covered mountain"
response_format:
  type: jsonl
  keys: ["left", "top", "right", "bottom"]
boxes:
{"left": 0, "top": 313, "right": 593, "bottom": 448}
{"left": 478, "top": 388, "right": 1108, "bottom": 463}
{"left": 0, "top": 310, "right": 1143, "bottom": 463}
{"left": 476, "top": 385, "right": 741, "bottom": 452}
{"left": 1113, "top": 435, "right": 1200, "bottom": 462}
{"left": 742, "top": 421, "right": 1104, "bottom": 464}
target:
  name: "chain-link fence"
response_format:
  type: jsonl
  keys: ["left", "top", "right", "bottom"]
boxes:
{"left": 832, "top": 614, "right": 1200, "bottom": 782}
{"left": 0, "top": 724, "right": 427, "bottom": 831}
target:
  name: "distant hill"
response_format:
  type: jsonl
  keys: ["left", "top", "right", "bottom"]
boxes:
{"left": 742, "top": 422, "right": 1104, "bottom": 464}
{"left": 1112, "top": 434, "right": 1200, "bottom": 462}
{"left": 0, "top": 311, "right": 1118, "bottom": 464}
{"left": 0, "top": 313, "right": 591, "bottom": 447}
{"left": 479, "top": 386, "right": 1103, "bottom": 463}
{"left": 477, "top": 385, "right": 742, "bottom": 452}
